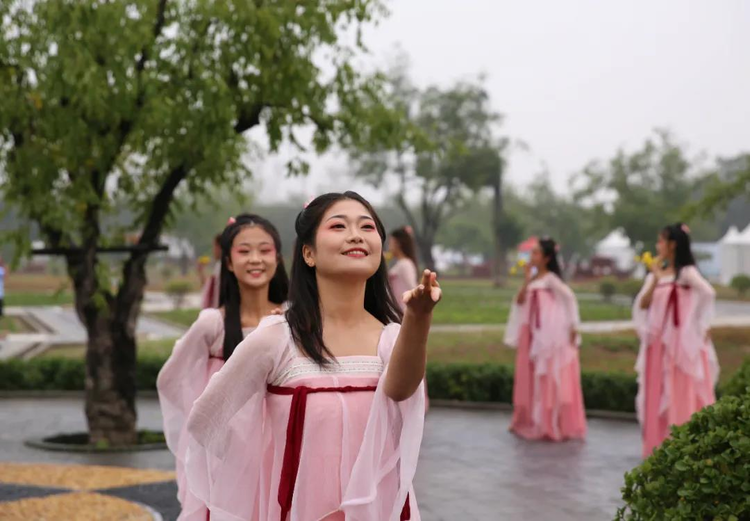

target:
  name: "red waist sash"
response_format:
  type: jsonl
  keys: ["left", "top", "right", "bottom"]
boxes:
{"left": 267, "top": 383, "right": 410, "bottom": 521}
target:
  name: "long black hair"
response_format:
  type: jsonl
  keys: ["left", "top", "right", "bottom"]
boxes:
{"left": 538, "top": 237, "right": 563, "bottom": 278}
{"left": 661, "top": 222, "right": 696, "bottom": 280}
{"left": 285, "top": 191, "right": 403, "bottom": 365}
{"left": 219, "top": 213, "right": 289, "bottom": 360}
{"left": 390, "top": 226, "right": 419, "bottom": 270}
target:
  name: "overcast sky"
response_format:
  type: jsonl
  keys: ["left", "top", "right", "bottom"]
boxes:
{"left": 251, "top": 0, "right": 750, "bottom": 204}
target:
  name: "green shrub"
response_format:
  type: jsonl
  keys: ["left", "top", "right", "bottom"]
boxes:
{"left": 2, "top": 358, "right": 639, "bottom": 413}
{"left": 600, "top": 278, "right": 617, "bottom": 302}
{"left": 165, "top": 279, "right": 193, "bottom": 309}
{"left": 581, "top": 371, "right": 637, "bottom": 412}
{"left": 426, "top": 363, "right": 636, "bottom": 412}
{"left": 721, "top": 357, "right": 750, "bottom": 398}
{"left": 427, "top": 363, "right": 514, "bottom": 402}
{"left": 616, "top": 278, "right": 644, "bottom": 300}
{"left": 730, "top": 274, "right": 750, "bottom": 296}
{"left": 615, "top": 392, "right": 750, "bottom": 520}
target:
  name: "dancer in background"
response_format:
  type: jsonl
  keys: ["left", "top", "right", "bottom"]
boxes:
{"left": 388, "top": 226, "right": 419, "bottom": 309}
{"left": 504, "top": 237, "right": 587, "bottom": 441}
{"left": 633, "top": 223, "right": 719, "bottom": 458}
{"left": 199, "top": 233, "right": 223, "bottom": 309}
{"left": 186, "top": 192, "right": 439, "bottom": 520}
{"left": 157, "top": 214, "right": 288, "bottom": 520}
{"left": 387, "top": 226, "right": 430, "bottom": 411}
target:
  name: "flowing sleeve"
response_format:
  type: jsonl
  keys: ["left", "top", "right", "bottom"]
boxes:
{"left": 341, "top": 323, "right": 426, "bottom": 521}
{"left": 547, "top": 275, "right": 581, "bottom": 342}
{"left": 185, "top": 315, "right": 288, "bottom": 521}
{"left": 681, "top": 266, "right": 715, "bottom": 336}
{"left": 632, "top": 274, "right": 654, "bottom": 342}
{"left": 504, "top": 293, "right": 526, "bottom": 348}
{"left": 156, "top": 309, "right": 222, "bottom": 480}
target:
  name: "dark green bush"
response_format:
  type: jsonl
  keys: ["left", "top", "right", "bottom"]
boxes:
{"left": 615, "top": 391, "right": 750, "bottom": 520}
{"left": 730, "top": 274, "right": 750, "bottom": 296}
{"left": 2, "top": 358, "right": 639, "bottom": 413}
{"left": 427, "top": 363, "right": 514, "bottom": 402}
{"left": 600, "top": 279, "right": 617, "bottom": 302}
{"left": 581, "top": 371, "right": 637, "bottom": 412}
{"left": 721, "top": 357, "right": 750, "bottom": 398}
{"left": 616, "top": 279, "right": 645, "bottom": 300}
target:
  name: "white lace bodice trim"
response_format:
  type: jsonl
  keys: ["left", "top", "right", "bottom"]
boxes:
{"left": 271, "top": 357, "right": 384, "bottom": 386}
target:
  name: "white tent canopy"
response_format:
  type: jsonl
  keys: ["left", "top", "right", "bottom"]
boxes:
{"left": 595, "top": 228, "right": 636, "bottom": 272}
{"left": 719, "top": 224, "right": 750, "bottom": 284}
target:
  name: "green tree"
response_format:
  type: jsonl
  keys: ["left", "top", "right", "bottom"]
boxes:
{"left": 0, "top": 0, "right": 396, "bottom": 444}
{"left": 574, "top": 130, "right": 704, "bottom": 251}
{"left": 350, "top": 60, "right": 503, "bottom": 269}
{"left": 683, "top": 153, "right": 750, "bottom": 226}
{"left": 517, "top": 175, "right": 602, "bottom": 265}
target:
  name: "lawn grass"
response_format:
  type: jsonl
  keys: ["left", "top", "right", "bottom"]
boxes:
{"left": 151, "top": 308, "right": 201, "bottom": 328}
{"left": 3, "top": 292, "right": 75, "bottom": 306}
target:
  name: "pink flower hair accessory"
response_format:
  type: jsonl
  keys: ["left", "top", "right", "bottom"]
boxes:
{"left": 227, "top": 216, "right": 236, "bottom": 226}
{"left": 681, "top": 223, "right": 691, "bottom": 234}
{"left": 303, "top": 196, "right": 316, "bottom": 209}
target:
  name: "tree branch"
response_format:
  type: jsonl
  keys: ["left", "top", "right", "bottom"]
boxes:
{"left": 234, "top": 102, "right": 265, "bottom": 133}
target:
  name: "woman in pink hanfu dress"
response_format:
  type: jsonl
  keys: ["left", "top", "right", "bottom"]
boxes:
{"left": 633, "top": 223, "right": 719, "bottom": 459}
{"left": 504, "top": 237, "right": 587, "bottom": 441}
{"left": 157, "top": 214, "right": 289, "bottom": 521}
{"left": 387, "top": 227, "right": 419, "bottom": 310}
{"left": 186, "top": 191, "right": 440, "bottom": 521}
{"left": 200, "top": 234, "right": 223, "bottom": 309}
{"left": 387, "top": 226, "right": 429, "bottom": 412}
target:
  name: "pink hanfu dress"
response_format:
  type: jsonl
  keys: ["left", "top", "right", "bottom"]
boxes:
{"left": 185, "top": 315, "right": 426, "bottom": 521}
{"left": 157, "top": 309, "right": 254, "bottom": 521}
{"left": 633, "top": 266, "right": 719, "bottom": 458}
{"left": 388, "top": 259, "right": 418, "bottom": 309}
{"left": 388, "top": 258, "right": 429, "bottom": 412}
{"left": 504, "top": 272, "right": 587, "bottom": 441}
{"left": 200, "top": 262, "right": 221, "bottom": 309}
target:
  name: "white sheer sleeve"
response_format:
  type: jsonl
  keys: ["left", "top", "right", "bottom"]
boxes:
{"left": 187, "top": 315, "right": 286, "bottom": 450}
{"left": 185, "top": 315, "right": 289, "bottom": 520}
{"left": 680, "top": 266, "right": 715, "bottom": 336}
{"left": 632, "top": 274, "right": 655, "bottom": 340}
{"left": 547, "top": 274, "right": 581, "bottom": 331}
{"left": 156, "top": 309, "right": 222, "bottom": 461}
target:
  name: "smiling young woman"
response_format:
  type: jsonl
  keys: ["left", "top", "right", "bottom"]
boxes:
{"left": 185, "top": 191, "right": 441, "bottom": 521}
{"left": 157, "top": 214, "right": 288, "bottom": 520}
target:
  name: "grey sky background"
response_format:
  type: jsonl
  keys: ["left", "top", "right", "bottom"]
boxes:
{"left": 251, "top": 0, "right": 750, "bottom": 204}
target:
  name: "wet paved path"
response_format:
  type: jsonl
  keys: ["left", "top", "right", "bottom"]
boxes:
{"left": 0, "top": 397, "right": 641, "bottom": 520}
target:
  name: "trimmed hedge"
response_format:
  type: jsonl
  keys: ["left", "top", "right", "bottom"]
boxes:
{"left": 1, "top": 357, "right": 639, "bottom": 412}
{"left": 615, "top": 391, "right": 750, "bottom": 520}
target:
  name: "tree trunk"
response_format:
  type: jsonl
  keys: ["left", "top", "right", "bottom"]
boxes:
{"left": 68, "top": 246, "right": 147, "bottom": 446}
{"left": 491, "top": 174, "right": 507, "bottom": 287}
{"left": 84, "top": 313, "right": 137, "bottom": 446}
{"left": 416, "top": 228, "right": 436, "bottom": 271}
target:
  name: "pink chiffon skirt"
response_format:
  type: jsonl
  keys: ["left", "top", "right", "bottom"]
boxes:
{"left": 510, "top": 324, "right": 587, "bottom": 441}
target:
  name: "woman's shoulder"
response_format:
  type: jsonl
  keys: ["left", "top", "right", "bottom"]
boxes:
{"left": 190, "top": 308, "right": 224, "bottom": 335}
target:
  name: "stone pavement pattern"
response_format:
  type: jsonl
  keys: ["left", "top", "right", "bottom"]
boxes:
{"left": 0, "top": 397, "right": 641, "bottom": 520}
